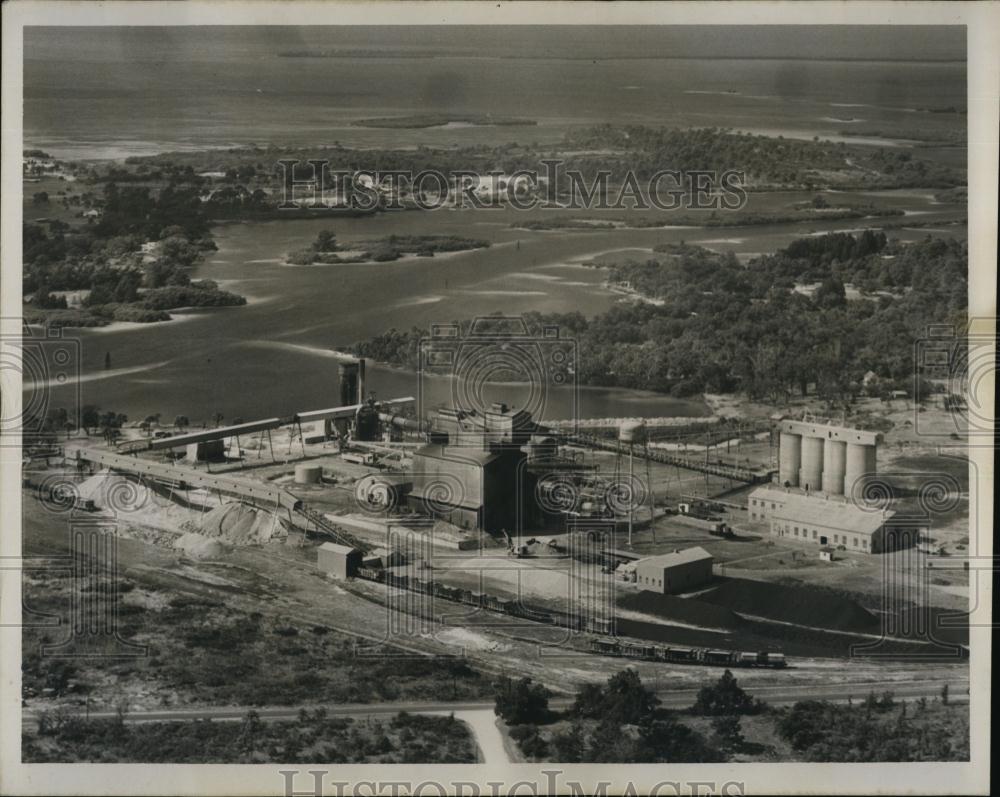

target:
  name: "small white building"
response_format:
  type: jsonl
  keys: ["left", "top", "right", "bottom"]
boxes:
{"left": 634, "top": 547, "right": 714, "bottom": 595}
{"left": 317, "top": 542, "right": 362, "bottom": 579}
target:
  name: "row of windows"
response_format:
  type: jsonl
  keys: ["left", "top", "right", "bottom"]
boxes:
{"left": 775, "top": 523, "right": 870, "bottom": 549}
{"left": 750, "top": 499, "right": 778, "bottom": 509}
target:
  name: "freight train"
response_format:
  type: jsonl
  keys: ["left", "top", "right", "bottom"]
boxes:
{"left": 589, "top": 637, "right": 787, "bottom": 668}
{"left": 357, "top": 566, "right": 611, "bottom": 631}
{"left": 354, "top": 566, "right": 788, "bottom": 667}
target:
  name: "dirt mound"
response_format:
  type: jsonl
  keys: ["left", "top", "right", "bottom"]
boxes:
{"left": 174, "top": 532, "right": 229, "bottom": 560}
{"left": 76, "top": 469, "right": 202, "bottom": 531}
{"left": 698, "top": 578, "right": 879, "bottom": 633}
{"left": 192, "top": 501, "right": 283, "bottom": 545}
{"left": 617, "top": 591, "right": 743, "bottom": 631}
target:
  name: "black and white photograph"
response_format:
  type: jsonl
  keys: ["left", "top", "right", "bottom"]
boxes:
{"left": 1, "top": 3, "right": 995, "bottom": 795}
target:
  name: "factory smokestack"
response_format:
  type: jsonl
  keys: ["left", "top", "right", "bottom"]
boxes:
{"left": 358, "top": 358, "right": 367, "bottom": 404}
{"left": 339, "top": 361, "right": 359, "bottom": 407}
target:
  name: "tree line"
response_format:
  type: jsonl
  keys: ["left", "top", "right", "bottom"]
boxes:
{"left": 351, "top": 231, "right": 967, "bottom": 408}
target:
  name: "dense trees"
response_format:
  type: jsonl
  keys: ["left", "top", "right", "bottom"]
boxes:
{"left": 352, "top": 232, "right": 966, "bottom": 408}
{"left": 573, "top": 668, "right": 660, "bottom": 724}
{"left": 692, "top": 669, "right": 762, "bottom": 716}
{"left": 493, "top": 676, "right": 552, "bottom": 725}
{"left": 288, "top": 231, "right": 490, "bottom": 265}
{"left": 23, "top": 178, "right": 241, "bottom": 328}
{"left": 777, "top": 694, "right": 969, "bottom": 761}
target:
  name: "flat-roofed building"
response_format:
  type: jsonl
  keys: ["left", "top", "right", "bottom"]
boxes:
{"left": 634, "top": 546, "right": 714, "bottom": 594}
{"left": 317, "top": 542, "right": 363, "bottom": 579}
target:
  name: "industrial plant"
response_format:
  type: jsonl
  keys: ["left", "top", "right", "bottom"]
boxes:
{"left": 35, "top": 349, "right": 963, "bottom": 688}
{"left": 748, "top": 417, "right": 920, "bottom": 554}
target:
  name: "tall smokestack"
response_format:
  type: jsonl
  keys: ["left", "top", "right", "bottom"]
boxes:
{"left": 339, "top": 361, "right": 359, "bottom": 407}
{"left": 357, "top": 358, "right": 367, "bottom": 404}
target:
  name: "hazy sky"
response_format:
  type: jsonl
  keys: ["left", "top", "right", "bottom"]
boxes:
{"left": 26, "top": 25, "right": 965, "bottom": 63}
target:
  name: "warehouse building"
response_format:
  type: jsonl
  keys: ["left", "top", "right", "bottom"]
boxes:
{"left": 634, "top": 546, "right": 714, "bottom": 594}
{"left": 408, "top": 443, "right": 525, "bottom": 533}
{"left": 317, "top": 542, "right": 363, "bottom": 579}
{"left": 748, "top": 485, "right": 905, "bottom": 553}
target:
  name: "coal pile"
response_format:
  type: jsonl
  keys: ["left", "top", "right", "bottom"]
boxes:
{"left": 698, "top": 578, "right": 879, "bottom": 634}
{"left": 618, "top": 591, "right": 743, "bottom": 631}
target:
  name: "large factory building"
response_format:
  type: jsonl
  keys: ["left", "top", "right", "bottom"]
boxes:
{"left": 749, "top": 485, "right": 897, "bottom": 552}
{"left": 409, "top": 443, "right": 525, "bottom": 533}
{"left": 750, "top": 417, "right": 911, "bottom": 553}
{"left": 407, "top": 402, "right": 535, "bottom": 533}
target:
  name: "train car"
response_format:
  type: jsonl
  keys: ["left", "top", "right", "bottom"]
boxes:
{"left": 356, "top": 566, "right": 384, "bottom": 582}
{"left": 658, "top": 646, "right": 698, "bottom": 664}
{"left": 590, "top": 638, "right": 621, "bottom": 656}
{"left": 737, "top": 651, "right": 760, "bottom": 667}
{"left": 698, "top": 649, "right": 737, "bottom": 666}
{"left": 621, "top": 641, "right": 658, "bottom": 660}
{"left": 482, "top": 595, "right": 500, "bottom": 612}
{"left": 762, "top": 652, "right": 787, "bottom": 668}
{"left": 492, "top": 597, "right": 514, "bottom": 613}
{"left": 519, "top": 605, "right": 555, "bottom": 624}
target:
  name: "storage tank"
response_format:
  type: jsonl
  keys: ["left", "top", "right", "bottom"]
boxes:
{"left": 778, "top": 432, "right": 801, "bottom": 487}
{"left": 822, "top": 439, "right": 847, "bottom": 495}
{"left": 294, "top": 464, "right": 323, "bottom": 484}
{"left": 354, "top": 398, "right": 380, "bottom": 441}
{"left": 618, "top": 419, "right": 647, "bottom": 444}
{"left": 845, "top": 442, "right": 878, "bottom": 498}
{"left": 798, "top": 436, "right": 824, "bottom": 492}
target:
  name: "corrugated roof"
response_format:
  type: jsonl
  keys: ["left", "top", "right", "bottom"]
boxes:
{"left": 639, "top": 546, "right": 713, "bottom": 568}
{"left": 318, "top": 542, "right": 359, "bottom": 555}
{"left": 751, "top": 486, "right": 894, "bottom": 535}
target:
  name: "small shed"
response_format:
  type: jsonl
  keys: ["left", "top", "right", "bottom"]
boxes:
{"left": 819, "top": 546, "right": 836, "bottom": 562}
{"left": 317, "top": 542, "right": 362, "bottom": 579}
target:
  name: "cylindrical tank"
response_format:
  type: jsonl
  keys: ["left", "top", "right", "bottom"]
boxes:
{"left": 822, "top": 439, "right": 847, "bottom": 495}
{"left": 619, "top": 419, "right": 647, "bottom": 444}
{"left": 294, "top": 464, "right": 323, "bottom": 484}
{"left": 844, "top": 442, "right": 878, "bottom": 498}
{"left": 354, "top": 400, "right": 380, "bottom": 441}
{"left": 339, "top": 362, "right": 359, "bottom": 407}
{"left": 798, "top": 436, "right": 824, "bottom": 492}
{"left": 778, "top": 432, "right": 801, "bottom": 487}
